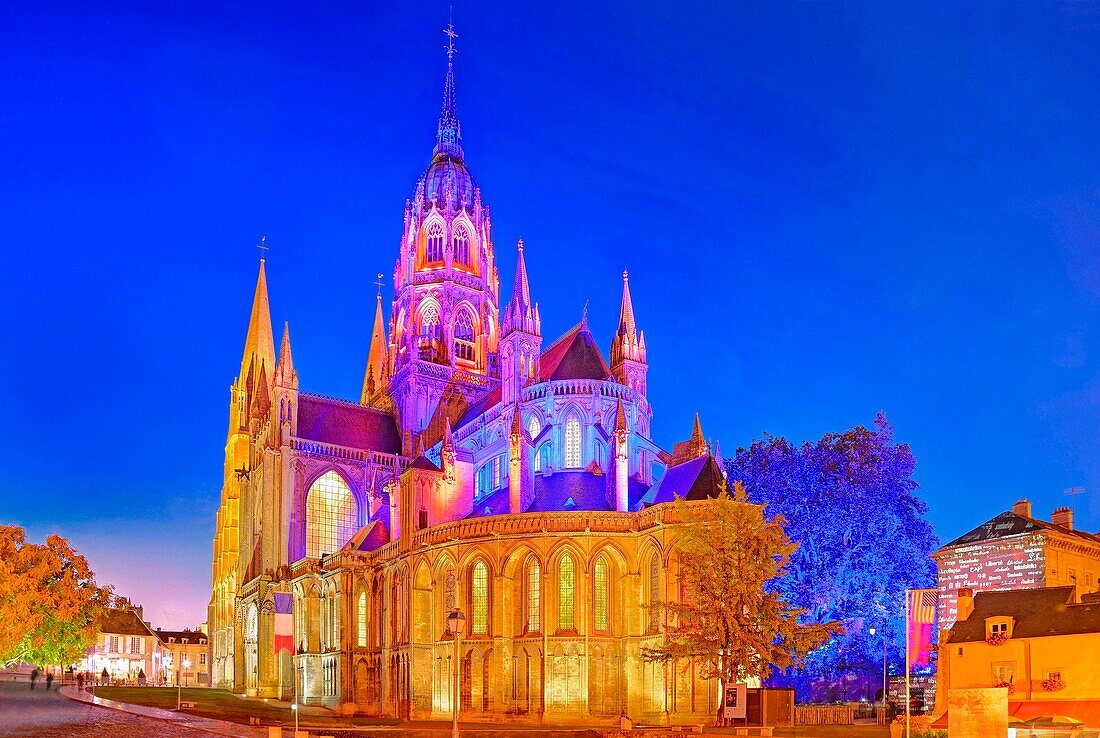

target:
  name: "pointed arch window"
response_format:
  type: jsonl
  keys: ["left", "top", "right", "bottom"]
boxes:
{"left": 526, "top": 559, "right": 541, "bottom": 633}
{"left": 648, "top": 552, "right": 660, "bottom": 632}
{"left": 357, "top": 589, "right": 368, "bottom": 647}
{"left": 558, "top": 554, "right": 575, "bottom": 631}
{"left": 426, "top": 222, "right": 444, "bottom": 263}
{"left": 305, "top": 471, "right": 358, "bottom": 559}
{"left": 454, "top": 309, "right": 475, "bottom": 362}
{"left": 453, "top": 226, "right": 470, "bottom": 267}
{"left": 471, "top": 561, "right": 489, "bottom": 635}
{"left": 564, "top": 416, "right": 582, "bottom": 468}
{"left": 594, "top": 556, "right": 609, "bottom": 633}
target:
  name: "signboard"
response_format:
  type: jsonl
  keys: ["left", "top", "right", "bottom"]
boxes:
{"left": 723, "top": 682, "right": 747, "bottom": 719}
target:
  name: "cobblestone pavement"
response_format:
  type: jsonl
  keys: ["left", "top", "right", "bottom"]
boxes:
{"left": 0, "top": 681, "right": 216, "bottom": 738}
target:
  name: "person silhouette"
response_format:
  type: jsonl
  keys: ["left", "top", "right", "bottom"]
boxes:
{"left": 30, "top": 668, "right": 39, "bottom": 690}
{"left": 45, "top": 673, "right": 54, "bottom": 691}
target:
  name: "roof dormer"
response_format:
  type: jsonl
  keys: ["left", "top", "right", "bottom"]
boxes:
{"left": 985, "top": 616, "right": 1013, "bottom": 644}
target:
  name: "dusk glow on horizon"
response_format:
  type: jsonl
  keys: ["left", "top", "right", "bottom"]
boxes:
{"left": 3, "top": 2, "right": 1100, "bottom": 633}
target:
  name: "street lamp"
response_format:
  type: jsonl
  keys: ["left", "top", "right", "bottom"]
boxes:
{"left": 177, "top": 657, "right": 190, "bottom": 710}
{"left": 869, "top": 627, "right": 886, "bottom": 716}
{"left": 447, "top": 609, "right": 467, "bottom": 738}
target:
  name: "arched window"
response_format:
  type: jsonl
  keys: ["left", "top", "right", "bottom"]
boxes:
{"left": 471, "top": 561, "right": 489, "bottom": 635}
{"left": 534, "top": 445, "right": 542, "bottom": 472}
{"left": 305, "top": 471, "right": 358, "bottom": 558}
{"left": 526, "top": 559, "right": 541, "bottom": 633}
{"left": 426, "top": 222, "right": 444, "bottom": 263}
{"left": 527, "top": 416, "right": 541, "bottom": 438}
{"left": 594, "top": 556, "right": 609, "bottom": 632}
{"left": 357, "top": 589, "right": 368, "bottom": 647}
{"left": 453, "top": 226, "right": 470, "bottom": 266}
{"left": 419, "top": 304, "right": 441, "bottom": 342}
{"left": 558, "top": 554, "right": 575, "bottom": 631}
{"left": 454, "top": 309, "right": 475, "bottom": 362}
{"left": 648, "top": 552, "right": 660, "bottom": 632}
{"left": 564, "top": 416, "right": 582, "bottom": 468}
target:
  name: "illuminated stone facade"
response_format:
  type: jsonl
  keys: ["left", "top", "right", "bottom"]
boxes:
{"left": 933, "top": 500, "right": 1100, "bottom": 628}
{"left": 208, "top": 36, "right": 727, "bottom": 723}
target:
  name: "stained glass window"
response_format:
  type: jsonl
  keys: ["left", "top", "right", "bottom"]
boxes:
{"left": 426, "top": 222, "right": 444, "bottom": 262}
{"left": 527, "top": 416, "right": 541, "bottom": 438}
{"left": 564, "top": 416, "right": 581, "bottom": 468}
{"left": 558, "top": 554, "right": 575, "bottom": 630}
{"left": 527, "top": 560, "right": 541, "bottom": 633}
{"left": 649, "top": 552, "right": 660, "bottom": 632}
{"left": 471, "top": 561, "right": 488, "bottom": 635}
{"left": 357, "top": 590, "right": 367, "bottom": 647}
{"left": 454, "top": 310, "right": 475, "bottom": 361}
{"left": 594, "top": 556, "right": 609, "bottom": 632}
{"left": 305, "top": 471, "right": 358, "bottom": 558}
{"left": 453, "top": 226, "right": 470, "bottom": 266}
{"left": 534, "top": 446, "right": 542, "bottom": 472}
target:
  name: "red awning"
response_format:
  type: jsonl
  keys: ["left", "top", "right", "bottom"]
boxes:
{"left": 932, "top": 700, "right": 1100, "bottom": 730}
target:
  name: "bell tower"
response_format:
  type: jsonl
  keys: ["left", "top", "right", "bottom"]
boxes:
{"left": 387, "top": 23, "right": 501, "bottom": 455}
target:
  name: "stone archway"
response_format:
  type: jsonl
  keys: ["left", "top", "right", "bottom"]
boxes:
{"left": 244, "top": 603, "right": 259, "bottom": 696}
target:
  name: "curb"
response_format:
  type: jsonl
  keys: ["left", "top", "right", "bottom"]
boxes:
{"left": 59, "top": 685, "right": 266, "bottom": 738}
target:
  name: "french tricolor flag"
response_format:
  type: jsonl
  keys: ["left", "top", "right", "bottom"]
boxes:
{"left": 274, "top": 593, "right": 294, "bottom": 656}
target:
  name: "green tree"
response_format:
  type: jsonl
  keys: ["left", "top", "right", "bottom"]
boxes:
{"left": 0, "top": 525, "right": 112, "bottom": 667}
{"left": 644, "top": 482, "right": 841, "bottom": 724}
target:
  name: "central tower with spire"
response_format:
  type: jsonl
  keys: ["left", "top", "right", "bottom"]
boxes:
{"left": 384, "top": 22, "right": 501, "bottom": 455}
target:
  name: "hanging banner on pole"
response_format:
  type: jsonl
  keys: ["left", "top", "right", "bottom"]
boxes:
{"left": 906, "top": 588, "right": 938, "bottom": 670}
{"left": 723, "top": 683, "right": 748, "bottom": 719}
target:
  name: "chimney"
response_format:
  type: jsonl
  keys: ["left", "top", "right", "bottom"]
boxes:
{"left": 1012, "top": 498, "right": 1032, "bottom": 518}
{"left": 957, "top": 588, "right": 975, "bottom": 622}
{"left": 132, "top": 605, "right": 144, "bottom": 621}
{"left": 1052, "top": 506, "right": 1074, "bottom": 530}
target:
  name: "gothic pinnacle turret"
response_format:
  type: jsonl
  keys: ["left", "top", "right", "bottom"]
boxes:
{"left": 503, "top": 239, "right": 539, "bottom": 336}
{"left": 361, "top": 285, "right": 389, "bottom": 405}
{"left": 275, "top": 321, "right": 298, "bottom": 389}
{"left": 610, "top": 269, "right": 648, "bottom": 395}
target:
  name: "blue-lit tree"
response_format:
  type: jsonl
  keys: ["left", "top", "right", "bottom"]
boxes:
{"left": 726, "top": 413, "right": 938, "bottom": 701}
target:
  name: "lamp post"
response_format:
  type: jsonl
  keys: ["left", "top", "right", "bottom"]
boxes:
{"left": 869, "top": 626, "right": 887, "bottom": 721}
{"left": 177, "top": 657, "right": 190, "bottom": 710}
{"left": 447, "top": 609, "right": 466, "bottom": 738}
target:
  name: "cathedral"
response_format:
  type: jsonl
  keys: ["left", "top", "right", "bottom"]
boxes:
{"left": 208, "top": 32, "right": 727, "bottom": 723}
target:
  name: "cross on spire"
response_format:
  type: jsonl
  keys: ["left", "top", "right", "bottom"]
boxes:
{"left": 375, "top": 272, "right": 384, "bottom": 298}
{"left": 444, "top": 19, "right": 458, "bottom": 62}
{"left": 257, "top": 235, "right": 269, "bottom": 262}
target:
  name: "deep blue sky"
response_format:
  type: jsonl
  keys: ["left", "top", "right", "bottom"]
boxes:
{"left": 2, "top": 1, "right": 1099, "bottom": 629}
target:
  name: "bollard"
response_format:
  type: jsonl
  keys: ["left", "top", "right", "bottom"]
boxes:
{"left": 267, "top": 727, "right": 282, "bottom": 738}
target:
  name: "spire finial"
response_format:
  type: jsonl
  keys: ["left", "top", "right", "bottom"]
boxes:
{"left": 375, "top": 272, "right": 384, "bottom": 299}
{"left": 581, "top": 300, "right": 589, "bottom": 328}
{"left": 623, "top": 268, "right": 628, "bottom": 282}
{"left": 517, "top": 237, "right": 524, "bottom": 252}
{"left": 444, "top": 12, "right": 458, "bottom": 62}
{"left": 436, "top": 15, "right": 463, "bottom": 157}
{"left": 257, "top": 235, "right": 268, "bottom": 262}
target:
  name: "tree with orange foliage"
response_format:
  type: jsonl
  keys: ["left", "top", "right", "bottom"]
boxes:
{"left": 0, "top": 525, "right": 112, "bottom": 667}
{"left": 643, "top": 482, "right": 842, "bottom": 725}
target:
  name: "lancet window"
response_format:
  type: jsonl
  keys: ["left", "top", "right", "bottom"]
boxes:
{"left": 564, "top": 416, "right": 582, "bottom": 468}
{"left": 357, "top": 589, "right": 367, "bottom": 647}
{"left": 471, "top": 561, "right": 489, "bottom": 635}
{"left": 526, "top": 559, "right": 541, "bottom": 633}
{"left": 305, "top": 471, "right": 358, "bottom": 559}
{"left": 453, "top": 226, "right": 470, "bottom": 266}
{"left": 426, "top": 222, "right": 444, "bottom": 263}
{"left": 594, "top": 556, "right": 609, "bottom": 632}
{"left": 558, "top": 554, "right": 575, "bottom": 631}
{"left": 648, "top": 552, "right": 660, "bottom": 632}
{"left": 454, "top": 309, "right": 475, "bottom": 361}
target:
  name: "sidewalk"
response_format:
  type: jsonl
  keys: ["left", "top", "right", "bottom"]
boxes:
{"left": 60, "top": 685, "right": 267, "bottom": 738}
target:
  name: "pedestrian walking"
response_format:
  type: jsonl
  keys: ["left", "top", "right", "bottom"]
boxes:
{"left": 30, "top": 668, "right": 39, "bottom": 690}
{"left": 45, "top": 673, "right": 54, "bottom": 691}
{"left": 77, "top": 672, "right": 85, "bottom": 692}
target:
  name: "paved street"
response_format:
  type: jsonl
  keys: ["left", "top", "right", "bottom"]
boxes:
{"left": 0, "top": 681, "right": 216, "bottom": 738}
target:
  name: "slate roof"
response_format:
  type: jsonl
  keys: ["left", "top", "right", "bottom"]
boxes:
{"left": 297, "top": 393, "right": 401, "bottom": 453}
{"left": 456, "top": 322, "right": 613, "bottom": 430}
{"left": 99, "top": 608, "right": 157, "bottom": 637}
{"left": 946, "top": 586, "right": 1100, "bottom": 642}
{"left": 636, "top": 453, "right": 727, "bottom": 508}
{"left": 941, "top": 510, "right": 1100, "bottom": 549}
{"left": 538, "top": 323, "right": 612, "bottom": 381}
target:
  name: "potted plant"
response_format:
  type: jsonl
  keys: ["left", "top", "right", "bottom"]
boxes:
{"left": 985, "top": 632, "right": 1009, "bottom": 646}
{"left": 1041, "top": 675, "right": 1066, "bottom": 692}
